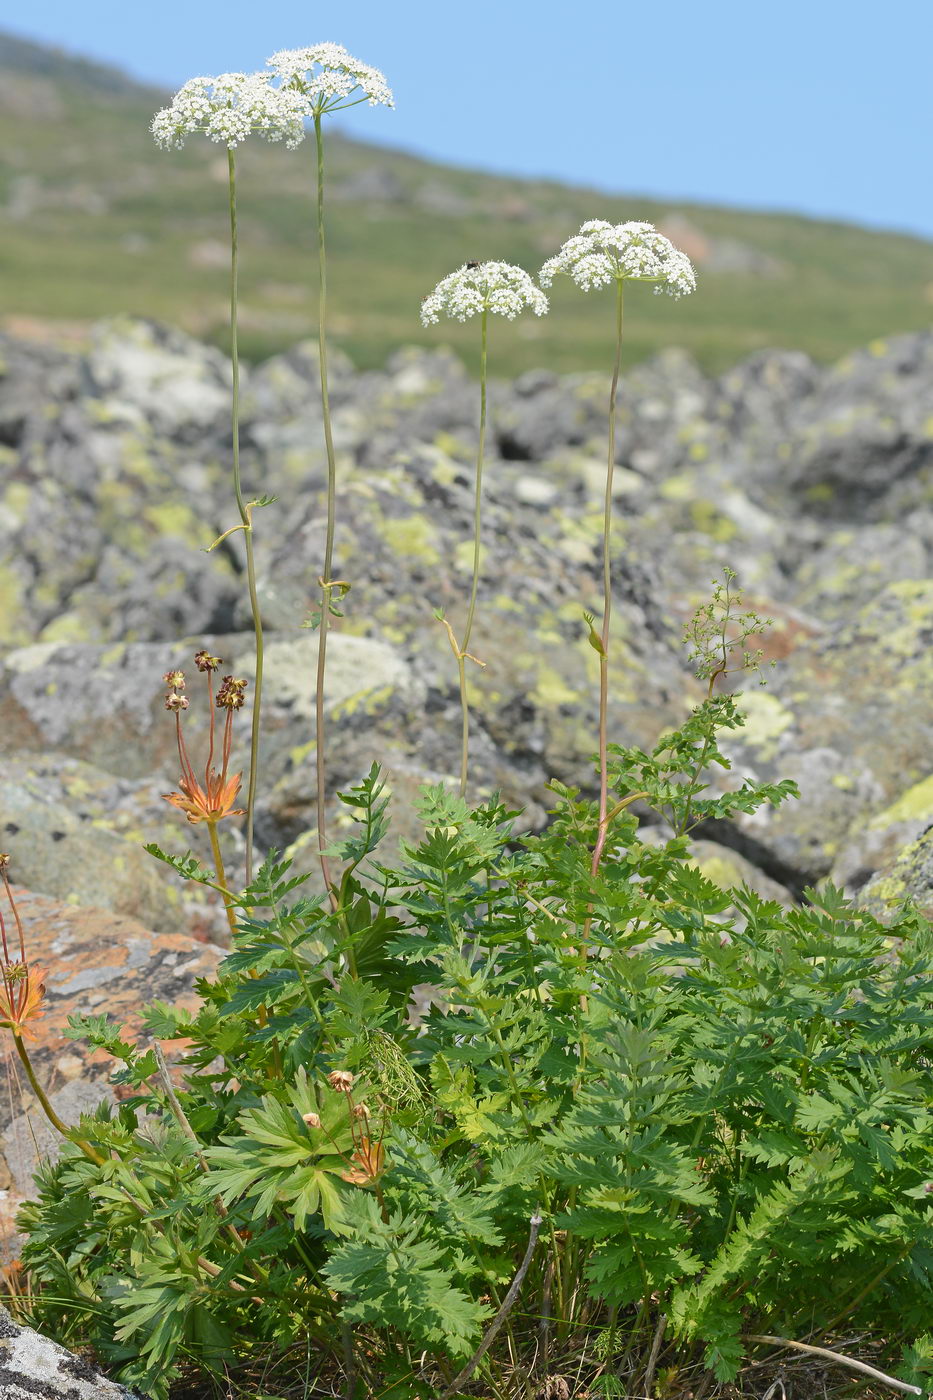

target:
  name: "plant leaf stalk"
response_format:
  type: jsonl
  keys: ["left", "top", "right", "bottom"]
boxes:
{"left": 227, "top": 149, "right": 264, "bottom": 885}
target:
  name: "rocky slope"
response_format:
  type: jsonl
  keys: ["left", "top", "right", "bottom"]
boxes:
{"left": 1, "top": 317, "right": 932, "bottom": 933}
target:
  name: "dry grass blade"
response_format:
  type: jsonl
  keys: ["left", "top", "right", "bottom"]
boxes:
{"left": 744, "top": 1335, "right": 922, "bottom": 1396}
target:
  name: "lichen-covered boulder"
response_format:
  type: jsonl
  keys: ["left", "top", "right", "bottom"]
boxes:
{"left": 860, "top": 824, "right": 933, "bottom": 921}
{"left": 0, "top": 1306, "right": 140, "bottom": 1400}
{"left": 721, "top": 580, "right": 933, "bottom": 886}
{"left": 0, "top": 755, "right": 185, "bottom": 932}
{"left": 780, "top": 331, "right": 933, "bottom": 522}
{"left": 833, "top": 775, "right": 933, "bottom": 898}
{"left": 0, "top": 887, "right": 223, "bottom": 1196}
{"left": 3, "top": 315, "right": 933, "bottom": 911}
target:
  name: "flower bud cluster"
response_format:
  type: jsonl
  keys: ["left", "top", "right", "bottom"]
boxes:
{"left": 267, "top": 44, "right": 394, "bottom": 112}
{"left": 217, "top": 676, "right": 248, "bottom": 711}
{"left": 539, "top": 220, "right": 696, "bottom": 297}
{"left": 420, "top": 262, "right": 549, "bottom": 326}
{"left": 151, "top": 72, "right": 307, "bottom": 151}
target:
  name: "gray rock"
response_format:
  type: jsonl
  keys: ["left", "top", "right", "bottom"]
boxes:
{"left": 2, "top": 315, "right": 933, "bottom": 908}
{"left": 0, "top": 1305, "right": 140, "bottom": 1399}
{"left": 781, "top": 331, "right": 933, "bottom": 521}
{"left": 860, "top": 824, "right": 933, "bottom": 920}
{"left": 2, "top": 1081, "right": 115, "bottom": 1198}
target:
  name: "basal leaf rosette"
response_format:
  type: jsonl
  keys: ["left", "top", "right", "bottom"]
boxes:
{"left": 267, "top": 43, "right": 394, "bottom": 115}
{"left": 421, "top": 261, "right": 549, "bottom": 325}
{"left": 540, "top": 220, "right": 696, "bottom": 297}
{"left": 151, "top": 72, "right": 307, "bottom": 150}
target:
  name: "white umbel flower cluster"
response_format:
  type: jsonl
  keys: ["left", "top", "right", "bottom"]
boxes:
{"left": 421, "top": 262, "right": 549, "bottom": 325}
{"left": 152, "top": 72, "right": 306, "bottom": 150}
{"left": 267, "top": 44, "right": 394, "bottom": 113}
{"left": 540, "top": 220, "right": 696, "bottom": 297}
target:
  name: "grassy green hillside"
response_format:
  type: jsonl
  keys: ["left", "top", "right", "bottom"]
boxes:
{"left": 1, "top": 30, "right": 931, "bottom": 374}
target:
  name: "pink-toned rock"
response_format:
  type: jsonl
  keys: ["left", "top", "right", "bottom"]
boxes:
{"left": 0, "top": 887, "right": 223, "bottom": 1199}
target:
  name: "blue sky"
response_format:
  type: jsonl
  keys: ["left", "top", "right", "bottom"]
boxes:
{"left": 11, "top": 0, "right": 933, "bottom": 239}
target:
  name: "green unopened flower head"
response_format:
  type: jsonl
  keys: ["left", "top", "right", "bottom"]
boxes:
{"left": 267, "top": 44, "right": 394, "bottom": 115}
{"left": 540, "top": 220, "right": 696, "bottom": 297}
{"left": 421, "top": 261, "right": 549, "bottom": 325}
{"left": 152, "top": 72, "right": 307, "bottom": 150}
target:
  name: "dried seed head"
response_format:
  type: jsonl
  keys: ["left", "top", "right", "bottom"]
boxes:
{"left": 352, "top": 1102, "right": 371, "bottom": 1120}
{"left": 162, "top": 669, "right": 186, "bottom": 690}
{"left": 327, "top": 1070, "right": 354, "bottom": 1092}
{"left": 0, "top": 855, "right": 9, "bottom": 873}
{"left": 216, "top": 676, "right": 248, "bottom": 710}
{"left": 164, "top": 692, "right": 189, "bottom": 712}
{"left": 302, "top": 1111, "right": 322, "bottom": 1129}
{"left": 194, "top": 651, "right": 222, "bottom": 673}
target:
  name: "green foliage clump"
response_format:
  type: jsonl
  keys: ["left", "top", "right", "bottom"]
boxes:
{"left": 16, "top": 659, "right": 933, "bottom": 1399}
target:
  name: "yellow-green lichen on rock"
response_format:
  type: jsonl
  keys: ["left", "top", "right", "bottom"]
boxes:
{"left": 379, "top": 514, "right": 442, "bottom": 568}
{"left": 734, "top": 689, "right": 794, "bottom": 759}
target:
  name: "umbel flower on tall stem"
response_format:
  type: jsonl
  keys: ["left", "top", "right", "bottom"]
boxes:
{"left": 162, "top": 653, "right": 248, "bottom": 937}
{"left": 539, "top": 221, "right": 695, "bottom": 910}
{"left": 264, "top": 44, "right": 394, "bottom": 905}
{"left": 420, "top": 261, "right": 548, "bottom": 795}
{"left": 151, "top": 74, "right": 302, "bottom": 882}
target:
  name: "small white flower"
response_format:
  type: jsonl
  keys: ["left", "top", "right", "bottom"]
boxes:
{"left": 152, "top": 72, "right": 307, "bottom": 150}
{"left": 267, "top": 44, "right": 394, "bottom": 113}
{"left": 421, "top": 262, "right": 549, "bottom": 326}
{"left": 540, "top": 220, "right": 696, "bottom": 298}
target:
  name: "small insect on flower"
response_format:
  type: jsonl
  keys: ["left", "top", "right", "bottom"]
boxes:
{"left": 540, "top": 220, "right": 696, "bottom": 297}
{"left": 420, "top": 261, "right": 549, "bottom": 326}
{"left": 327, "top": 1069, "right": 355, "bottom": 1092}
{"left": 162, "top": 652, "right": 248, "bottom": 826}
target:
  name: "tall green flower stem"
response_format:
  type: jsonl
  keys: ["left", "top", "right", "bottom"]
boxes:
{"left": 226, "top": 149, "right": 264, "bottom": 885}
{"left": 591, "top": 280, "right": 625, "bottom": 880}
{"left": 312, "top": 112, "right": 340, "bottom": 909}
{"left": 456, "top": 307, "right": 489, "bottom": 798}
{"left": 10, "top": 1034, "right": 104, "bottom": 1165}
{"left": 577, "top": 281, "right": 625, "bottom": 984}
{"left": 207, "top": 816, "right": 239, "bottom": 942}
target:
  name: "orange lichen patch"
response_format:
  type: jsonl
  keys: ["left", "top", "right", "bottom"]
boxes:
{"left": 0, "top": 886, "right": 222, "bottom": 1094}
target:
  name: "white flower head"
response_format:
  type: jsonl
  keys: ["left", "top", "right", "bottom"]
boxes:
{"left": 267, "top": 44, "right": 394, "bottom": 114}
{"left": 540, "top": 220, "right": 696, "bottom": 298}
{"left": 152, "top": 72, "right": 307, "bottom": 150}
{"left": 421, "top": 262, "right": 549, "bottom": 326}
